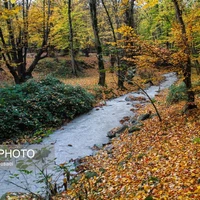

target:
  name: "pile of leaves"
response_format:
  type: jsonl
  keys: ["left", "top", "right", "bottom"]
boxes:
{"left": 0, "top": 76, "right": 94, "bottom": 143}
{"left": 65, "top": 90, "right": 200, "bottom": 199}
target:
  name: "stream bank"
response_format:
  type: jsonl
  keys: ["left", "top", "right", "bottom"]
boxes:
{"left": 42, "top": 72, "right": 177, "bottom": 164}
{"left": 0, "top": 72, "right": 177, "bottom": 197}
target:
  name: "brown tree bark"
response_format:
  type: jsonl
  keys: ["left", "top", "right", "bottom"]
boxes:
{"left": 125, "top": 0, "right": 135, "bottom": 28}
{"left": 101, "top": 0, "right": 117, "bottom": 73}
{"left": 89, "top": 0, "right": 105, "bottom": 86}
{"left": 172, "top": 0, "right": 195, "bottom": 105}
{"left": 68, "top": 0, "right": 77, "bottom": 76}
{"left": 0, "top": 0, "right": 51, "bottom": 84}
{"left": 119, "top": 0, "right": 136, "bottom": 89}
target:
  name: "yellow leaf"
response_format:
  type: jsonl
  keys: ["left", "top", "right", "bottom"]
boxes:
{"left": 63, "top": 177, "right": 67, "bottom": 183}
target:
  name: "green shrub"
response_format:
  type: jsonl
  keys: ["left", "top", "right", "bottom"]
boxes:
{"left": 0, "top": 76, "right": 94, "bottom": 142}
{"left": 35, "top": 59, "right": 72, "bottom": 78}
{"left": 166, "top": 82, "right": 188, "bottom": 104}
{"left": 35, "top": 59, "right": 89, "bottom": 78}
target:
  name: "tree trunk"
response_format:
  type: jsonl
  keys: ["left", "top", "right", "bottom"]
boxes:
{"left": 110, "top": 0, "right": 125, "bottom": 88}
{"left": 27, "top": 49, "right": 47, "bottom": 76}
{"left": 172, "top": 0, "right": 195, "bottom": 104}
{"left": 101, "top": 0, "right": 117, "bottom": 73}
{"left": 101, "top": 0, "right": 116, "bottom": 43}
{"left": 68, "top": 0, "right": 77, "bottom": 76}
{"left": 110, "top": 0, "right": 135, "bottom": 89}
{"left": 0, "top": 0, "right": 51, "bottom": 84}
{"left": 119, "top": 0, "right": 135, "bottom": 89}
{"left": 125, "top": 0, "right": 135, "bottom": 28}
{"left": 89, "top": 0, "right": 105, "bottom": 86}
{"left": 27, "top": 0, "right": 51, "bottom": 77}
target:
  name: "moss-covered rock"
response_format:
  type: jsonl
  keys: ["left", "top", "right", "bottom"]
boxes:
{"left": 128, "top": 126, "right": 141, "bottom": 133}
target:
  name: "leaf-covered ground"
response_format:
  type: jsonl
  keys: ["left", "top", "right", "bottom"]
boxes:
{"left": 4, "top": 70, "right": 200, "bottom": 199}
{"left": 2, "top": 55, "right": 199, "bottom": 199}
{"left": 62, "top": 89, "right": 200, "bottom": 199}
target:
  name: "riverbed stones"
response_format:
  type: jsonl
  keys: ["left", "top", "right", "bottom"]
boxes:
{"left": 107, "top": 125, "right": 128, "bottom": 138}
{"left": 119, "top": 116, "right": 130, "bottom": 124}
{"left": 107, "top": 111, "right": 153, "bottom": 139}
{"left": 137, "top": 111, "right": 152, "bottom": 121}
{"left": 130, "top": 107, "right": 138, "bottom": 112}
{"left": 107, "top": 110, "right": 153, "bottom": 139}
{"left": 107, "top": 127, "right": 120, "bottom": 138}
{"left": 125, "top": 95, "right": 135, "bottom": 101}
{"left": 91, "top": 144, "right": 102, "bottom": 151}
{"left": 95, "top": 100, "right": 106, "bottom": 108}
{"left": 144, "top": 80, "right": 154, "bottom": 89}
{"left": 107, "top": 111, "right": 152, "bottom": 139}
{"left": 125, "top": 95, "right": 147, "bottom": 102}
{"left": 130, "top": 115, "right": 138, "bottom": 124}
{"left": 128, "top": 126, "right": 141, "bottom": 133}
{"left": 104, "top": 144, "right": 113, "bottom": 154}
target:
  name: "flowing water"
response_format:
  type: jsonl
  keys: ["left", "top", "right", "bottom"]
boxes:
{"left": 0, "top": 72, "right": 177, "bottom": 197}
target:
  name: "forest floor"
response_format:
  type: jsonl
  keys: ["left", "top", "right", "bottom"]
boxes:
{"left": 57, "top": 71, "right": 200, "bottom": 199}
{"left": 0, "top": 53, "right": 165, "bottom": 99}
{"left": 30, "top": 54, "right": 199, "bottom": 199}
{"left": 50, "top": 55, "right": 199, "bottom": 199}
{"left": 2, "top": 54, "right": 200, "bottom": 199}
{"left": 59, "top": 54, "right": 165, "bottom": 100}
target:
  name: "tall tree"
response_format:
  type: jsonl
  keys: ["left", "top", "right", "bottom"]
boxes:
{"left": 124, "top": 0, "right": 135, "bottom": 28}
{"left": 172, "top": 0, "right": 195, "bottom": 107}
{"left": 0, "top": 0, "right": 52, "bottom": 84}
{"left": 101, "top": 0, "right": 118, "bottom": 73}
{"left": 101, "top": 0, "right": 116, "bottom": 43}
{"left": 50, "top": 0, "right": 93, "bottom": 52}
{"left": 89, "top": 0, "right": 105, "bottom": 86}
{"left": 68, "top": 0, "right": 77, "bottom": 75}
{"left": 101, "top": 0, "right": 126, "bottom": 88}
{"left": 118, "top": 0, "right": 136, "bottom": 89}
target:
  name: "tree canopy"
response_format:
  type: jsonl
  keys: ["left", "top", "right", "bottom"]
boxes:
{"left": 0, "top": 0, "right": 199, "bottom": 96}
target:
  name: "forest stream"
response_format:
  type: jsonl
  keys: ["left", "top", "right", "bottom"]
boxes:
{"left": 0, "top": 72, "right": 177, "bottom": 197}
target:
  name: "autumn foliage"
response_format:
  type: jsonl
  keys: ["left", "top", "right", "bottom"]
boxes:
{"left": 65, "top": 89, "right": 200, "bottom": 200}
{"left": 0, "top": 0, "right": 200, "bottom": 199}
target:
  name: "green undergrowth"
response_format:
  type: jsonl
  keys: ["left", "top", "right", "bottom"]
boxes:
{"left": 0, "top": 76, "right": 94, "bottom": 143}
{"left": 166, "top": 82, "right": 188, "bottom": 104}
{"left": 35, "top": 58, "right": 91, "bottom": 78}
{"left": 35, "top": 58, "right": 74, "bottom": 78}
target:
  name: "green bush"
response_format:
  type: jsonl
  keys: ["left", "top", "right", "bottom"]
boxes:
{"left": 166, "top": 82, "right": 188, "bottom": 104}
{"left": 35, "top": 59, "right": 90, "bottom": 78}
{"left": 0, "top": 76, "right": 94, "bottom": 142}
{"left": 35, "top": 59, "right": 72, "bottom": 78}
